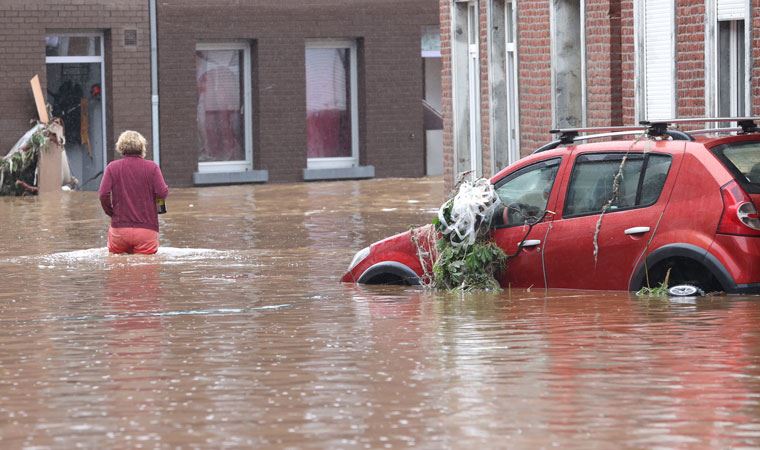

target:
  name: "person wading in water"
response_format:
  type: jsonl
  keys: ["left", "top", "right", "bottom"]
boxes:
{"left": 98, "top": 130, "right": 169, "bottom": 254}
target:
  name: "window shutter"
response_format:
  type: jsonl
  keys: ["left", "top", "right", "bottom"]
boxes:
{"left": 644, "top": 0, "right": 675, "bottom": 120}
{"left": 718, "top": 0, "right": 746, "bottom": 20}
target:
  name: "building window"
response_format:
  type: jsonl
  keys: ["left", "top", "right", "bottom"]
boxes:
{"left": 452, "top": 0, "right": 481, "bottom": 179}
{"left": 718, "top": 20, "right": 746, "bottom": 117}
{"left": 706, "top": 0, "right": 750, "bottom": 120}
{"left": 195, "top": 43, "right": 252, "bottom": 173}
{"left": 490, "top": 0, "right": 520, "bottom": 171}
{"left": 305, "top": 40, "right": 359, "bottom": 170}
{"left": 636, "top": 0, "right": 676, "bottom": 121}
{"left": 551, "top": 0, "right": 585, "bottom": 128}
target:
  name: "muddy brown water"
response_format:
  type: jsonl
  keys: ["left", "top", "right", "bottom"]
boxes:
{"left": 3, "top": 177, "right": 760, "bottom": 449}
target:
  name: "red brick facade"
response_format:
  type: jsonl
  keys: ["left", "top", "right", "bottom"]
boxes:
{"left": 441, "top": 0, "right": 758, "bottom": 189}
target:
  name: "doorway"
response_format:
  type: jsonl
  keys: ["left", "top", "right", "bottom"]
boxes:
{"left": 45, "top": 33, "right": 106, "bottom": 191}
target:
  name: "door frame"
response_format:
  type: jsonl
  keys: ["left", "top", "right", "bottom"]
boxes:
{"left": 45, "top": 31, "right": 108, "bottom": 176}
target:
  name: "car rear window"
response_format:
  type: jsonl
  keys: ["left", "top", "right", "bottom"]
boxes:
{"left": 713, "top": 141, "right": 760, "bottom": 193}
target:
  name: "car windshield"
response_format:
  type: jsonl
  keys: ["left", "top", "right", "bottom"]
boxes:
{"left": 714, "top": 141, "right": 760, "bottom": 192}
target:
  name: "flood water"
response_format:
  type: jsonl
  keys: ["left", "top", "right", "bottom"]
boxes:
{"left": 3, "top": 177, "right": 760, "bottom": 448}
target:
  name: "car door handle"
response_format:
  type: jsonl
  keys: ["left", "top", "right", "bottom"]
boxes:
{"left": 520, "top": 239, "right": 541, "bottom": 247}
{"left": 624, "top": 226, "right": 651, "bottom": 235}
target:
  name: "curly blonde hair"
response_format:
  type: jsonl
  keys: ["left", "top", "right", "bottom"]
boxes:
{"left": 116, "top": 130, "right": 147, "bottom": 157}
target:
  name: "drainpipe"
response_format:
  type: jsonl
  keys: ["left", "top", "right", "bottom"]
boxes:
{"left": 149, "top": 0, "right": 160, "bottom": 166}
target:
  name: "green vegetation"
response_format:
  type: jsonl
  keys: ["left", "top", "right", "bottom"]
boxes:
{"left": 429, "top": 197, "right": 507, "bottom": 291}
{"left": 636, "top": 268, "right": 671, "bottom": 297}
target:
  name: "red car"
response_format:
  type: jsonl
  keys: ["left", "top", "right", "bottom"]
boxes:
{"left": 342, "top": 117, "right": 760, "bottom": 294}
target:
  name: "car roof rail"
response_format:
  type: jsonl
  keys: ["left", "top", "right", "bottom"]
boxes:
{"left": 641, "top": 117, "right": 760, "bottom": 135}
{"left": 548, "top": 125, "right": 648, "bottom": 143}
{"left": 689, "top": 127, "right": 742, "bottom": 136}
{"left": 535, "top": 126, "right": 650, "bottom": 153}
{"left": 532, "top": 139, "right": 563, "bottom": 154}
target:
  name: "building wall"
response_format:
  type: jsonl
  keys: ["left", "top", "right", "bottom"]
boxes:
{"left": 676, "top": 0, "right": 707, "bottom": 119}
{"left": 442, "top": 0, "right": 759, "bottom": 189}
{"left": 0, "top": 0, "right": 152, "bottom": 160}
{"left": 157, "top": 0, "right": 438, "bottom": 186}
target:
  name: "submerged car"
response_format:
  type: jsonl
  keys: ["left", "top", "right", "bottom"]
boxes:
{"left": 342, "top": 117, "right": 760, "bottom": 294}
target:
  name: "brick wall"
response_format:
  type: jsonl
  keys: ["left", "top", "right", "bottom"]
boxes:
{"left": 0, "top": 1, "right": 152, "bottom": 160}
{"left": 516, "top": 0, "right": 552, "bottom": 156}
{"left": 620, "top": 0, "right": 636, "bottom": 125}
{"left": 440, "top": 0, "right": 453, "bottom": 190}
{"left": 586, "top": 0, "right": 624, "bottom": 127}
{"left": 158, "top": 0, "right": 438, "bottom": 186}
{"left": 676, "top": 0, "right": 706, "bottom": 120}
{"left": 753, "top": 0, "right": 760, "bottom": 116}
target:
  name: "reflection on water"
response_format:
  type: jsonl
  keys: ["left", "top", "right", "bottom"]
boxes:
{"left": 2, "top": 178, "right": 760, "bottom": 448}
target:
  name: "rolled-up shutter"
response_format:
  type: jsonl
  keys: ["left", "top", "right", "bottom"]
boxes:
{"left": 718, "top": 0, "right": 746, "bottom": 20}
{"left": 644, "top": 0, "right": 675, "bottom": 120}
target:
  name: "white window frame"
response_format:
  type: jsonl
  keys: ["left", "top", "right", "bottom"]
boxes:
{"left": 45, "top": 32, "right": 108, "bottom": 171}
{"left": 451, "top": 0, "right": 482, "bottom": 180}
{"left": 196, "top": 42, "right": 253, "bottom": 174}
{"left": 467, "top": 2, "right": 482, "bottom": 176}
{"left": 705, "top": 0, "right": 751, "bottom": 118}
{"left": 504, "top": 0, "right": 520, "bottom": 165}
{"left": 305, "top": 39, "right": 359, "bottom": 170}
{"left": 488, "top": 0, "right": 521, "bottom": 173}
{"left": 634, "top": 0, "right": 677, "bottom": 122}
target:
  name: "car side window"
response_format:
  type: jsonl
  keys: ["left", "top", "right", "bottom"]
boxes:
{"left": 493, "top": 158, "right": 561, "bottom": 227}
{"left": 563, "top": 153, "right": 672, "bottom": 217}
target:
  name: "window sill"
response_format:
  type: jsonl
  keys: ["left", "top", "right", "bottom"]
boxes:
{"left": 193, "top": 170, "right": 268, "bottom": 185}
{"left": 303, "top": 165, "right": 375, "bottom": 181}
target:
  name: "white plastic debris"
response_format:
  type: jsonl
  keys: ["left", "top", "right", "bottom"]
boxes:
{"left": 437, "top": 178, "right": 501, "bottom": 248}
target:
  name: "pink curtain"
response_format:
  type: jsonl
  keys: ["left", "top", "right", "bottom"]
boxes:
{"left": 306, "top": 47, "right": 352, "bottom": 159}
{"left": 196, "top": 50, "right": 245, "bottom": 163}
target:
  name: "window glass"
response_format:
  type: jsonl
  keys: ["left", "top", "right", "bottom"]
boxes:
{"left": 306, "top": 47, "right": 352, "bottom": 158}
{"left": 639, "top": 155, "right": 671, "bottom": 205}
{"left": 716, "top": 142, "right": 760, "bottom": 191}
{"left": 196, "top": 49, "right": 246, "bottom": 163}
{"left": 494, "top": 158, "right": 560, "bottom": 226}
{"left": 46, "top": 36, "right": 101, "bottom": 57}
{"left": 564, "top": 153, "right": 672, "bottom": 217}
{"left": 717, "top": 20, "right": 746, "bottom": 118}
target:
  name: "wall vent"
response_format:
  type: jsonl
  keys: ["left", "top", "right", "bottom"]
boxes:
{"left": 124, "top": 29, "right": 137, "bottom": 47}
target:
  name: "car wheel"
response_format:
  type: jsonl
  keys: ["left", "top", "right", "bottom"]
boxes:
{"left": 668, "top": 284, "right": 705, "bottom": 297}
{"left": 644, "top": 257, "right": 723, "bottom": 294}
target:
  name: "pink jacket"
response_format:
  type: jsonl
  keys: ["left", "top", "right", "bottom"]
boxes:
{"left": 98, "top": 155, "right": 169, "bottom": 232}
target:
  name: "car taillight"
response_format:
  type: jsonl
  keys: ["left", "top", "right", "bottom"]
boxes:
{"left": 717, "top": 180, "right": 760, "bottom": 236}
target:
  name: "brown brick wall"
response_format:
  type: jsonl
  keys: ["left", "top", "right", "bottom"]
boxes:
{"left": 515, "top": 1, "right": 552, "bottom": 162}
{"left": 676, "top": 0, "right": 706, "bottom": 120}
{"left": 0, "top": 1, "right": 152, "bottom": 160}
{"left": 586, "top": 0, "right": 624, "bottom": 127}
{"left": 439, "top": 0, "right": 453, "bottom": 190}
{"left": 753, "top": 0, "right": 760, "bottom": 116}
{"left": 157, "top": 0, "right": 438, "bottom": 186}
{"left": 620, "top": 0, "right": 636, "bottom": 125}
